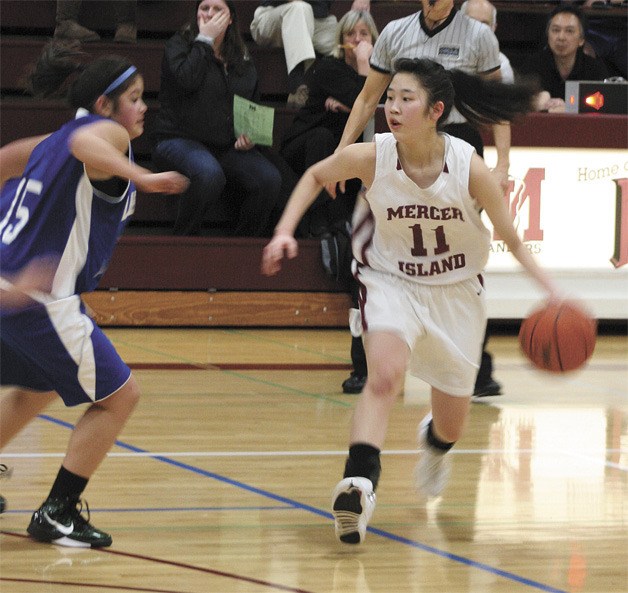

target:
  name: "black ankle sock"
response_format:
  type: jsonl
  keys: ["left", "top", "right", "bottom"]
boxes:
{"left": 426, "top": 421, "right": 454, "bottom": 452}
{"left": 287, "top": 61, "right": 305, "bottom": 93}
{"left": 48, "top": 466, "right": 88, "bottom": 502}
{"left": 343, "top": 443, "right": 381, "bottom": 490}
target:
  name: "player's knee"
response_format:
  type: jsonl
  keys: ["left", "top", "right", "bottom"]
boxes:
{"left": 366, "top": 365, "right": 404, "bottom": 399}
{"left": 106, "top": 376, "right": 140, "bottom": 418}
{"left": 122, "top": 377, "right": 141, "bottom": 412}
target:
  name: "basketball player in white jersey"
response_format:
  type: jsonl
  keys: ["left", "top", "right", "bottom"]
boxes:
{"left": 335, "top": 0, "right": 512, "bottom": 398}
{"left": 262, "top": 58, "right": 562, "bottom": 544}
{"left": 0, "top": 44, "right": 187, "bottom": 547}
{"left": 335, "top": 0, "right": 510, "bottom": 190}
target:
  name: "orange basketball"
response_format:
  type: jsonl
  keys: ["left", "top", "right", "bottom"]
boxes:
{"left": 518, "top": 302, "right": 597, "bottom": 373}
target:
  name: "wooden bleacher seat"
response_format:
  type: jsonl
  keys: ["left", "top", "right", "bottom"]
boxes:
{"left": 0, "top": 0, "right": 194, "bottom": 36}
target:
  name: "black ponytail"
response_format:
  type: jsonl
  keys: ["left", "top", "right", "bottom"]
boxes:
{"left": 393, "top": 58, "right": 538, "bottom": 129}
{"left": 448, "top": 69, "right": 538, "bottom": 127}
{"left": 28, "top": 42, "right": 138, "bottom": 111}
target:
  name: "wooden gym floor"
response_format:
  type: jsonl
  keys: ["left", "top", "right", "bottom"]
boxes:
{"left": 0, "top": 328, "right": 626, "bottom": 593}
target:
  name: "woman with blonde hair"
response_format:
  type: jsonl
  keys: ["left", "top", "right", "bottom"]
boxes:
{"left": 280, "top": 9, "right": 379, "bottom": 237}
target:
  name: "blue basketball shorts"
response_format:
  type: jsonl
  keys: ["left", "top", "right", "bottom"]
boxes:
{"left": 0, "top": 295, "right": 131, "bottom": 407}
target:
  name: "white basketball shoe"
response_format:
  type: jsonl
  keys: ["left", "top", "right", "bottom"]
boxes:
{"left": 332, "top": 477, "right": 376, "bottom": 544}
{"left": 414, "top": 412, "right": 451, "bottom": 498}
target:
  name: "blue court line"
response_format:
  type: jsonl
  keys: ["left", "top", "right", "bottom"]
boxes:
{"left": 38, "top": 414, "right": 568, "bottom": 593}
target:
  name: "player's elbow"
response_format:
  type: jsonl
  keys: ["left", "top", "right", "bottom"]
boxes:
{"left": 308, "top": 168, "right": 327, "bottom": 190}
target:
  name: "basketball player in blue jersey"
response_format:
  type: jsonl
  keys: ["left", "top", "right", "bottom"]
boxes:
{"left": 262, "top": 58, "right": 565, "bottom": 545}
{"left": 0, "top": 44, "right": 188, "bottom": 547}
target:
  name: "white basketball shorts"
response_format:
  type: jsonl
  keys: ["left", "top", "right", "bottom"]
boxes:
{"left": 354, "top": 266, "right": 487, "bottom": 397}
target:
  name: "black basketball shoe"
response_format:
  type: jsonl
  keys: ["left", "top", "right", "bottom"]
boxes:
{"left": 27, "top": 497, "right": 112, "bottom": 548}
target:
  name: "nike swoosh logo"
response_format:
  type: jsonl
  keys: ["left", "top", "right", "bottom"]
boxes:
{"left": 43, "top": 512, "right": 74, "bottom": 536}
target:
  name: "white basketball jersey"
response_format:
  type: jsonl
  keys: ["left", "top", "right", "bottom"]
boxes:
{"left": 352, "top": 133, "right": 491, "bottom": 285}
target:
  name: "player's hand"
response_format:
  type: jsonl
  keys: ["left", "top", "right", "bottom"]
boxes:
{"left": 0, "top": 255, "right": 59, "bottom": 309}
{"left": 261, "top": 232, "right": 298, "bottom": 276}
{"left": 351, "top": 0, "right": 370, "bottom": 11}
{"left": 490, "top": 165, "right": 509, "bottom": 195}
{"left": 137, "top": 171, "right": 189, "bottom": 194}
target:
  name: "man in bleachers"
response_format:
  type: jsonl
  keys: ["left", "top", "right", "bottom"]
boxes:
{"left": 54, "top": 0, "right": 137, "bottom": 43}
{"left": 521, "top": 4, "right": 609, "bottom": 112}
{"left": 460, "top": 0, "right": 514, "bottom": 83}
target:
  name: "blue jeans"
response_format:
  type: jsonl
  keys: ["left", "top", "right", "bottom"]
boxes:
{"left": 153, "top": 138, "right": 282, "bottom": 236}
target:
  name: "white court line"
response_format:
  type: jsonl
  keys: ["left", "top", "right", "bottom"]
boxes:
{"left": 1, "top": 449, "right": 533, "bottom": 458}
{"left": 2, "top": 447, "right": 627, "bottom": 472}
{"left": 558, "top": 450, "right": 628, "bottom": 471}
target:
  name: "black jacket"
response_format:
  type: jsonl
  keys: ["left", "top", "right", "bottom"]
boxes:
{"left": 282, "top": 57, "right": 367, "bottom": 147}
{"left": 523, "top": 46, "right": 609, "bottom": 99}
{"left": 155, "top": 33, "right": 259, "bottom": 149}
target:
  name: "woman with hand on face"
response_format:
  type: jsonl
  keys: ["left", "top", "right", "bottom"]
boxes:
{"left": 153, "top": 0, "right": 282, "bottom": 236}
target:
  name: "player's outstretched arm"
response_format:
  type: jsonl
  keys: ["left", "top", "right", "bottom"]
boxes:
{"left": 69, "top": 121, "right": 188, "bottom": 194}
{"left": 261, "top": 166, "right": 329, "bottom": 277}
{"left": 262, "top": 143, "right": 375, "bottom": 276}
{"left": 337, "top": 70, "right": 389, "bottom": 152}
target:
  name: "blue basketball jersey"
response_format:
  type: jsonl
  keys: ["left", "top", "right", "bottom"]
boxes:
{"left": 0, "top": 111, "right": 136, "bottom": 298}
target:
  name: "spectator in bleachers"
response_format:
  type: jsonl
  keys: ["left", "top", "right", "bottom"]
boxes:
{"left": 152, "top": 0, "right": 283, "bottom": 236}
{"left": 250, "top": 1, "right": 371, "bottom": 108}
{"left": 583, "top": 0, "right": 627, "bottom": 79}
{"left": 522, "top": 4, "right": 609, "bottom": 112}
{"left": 280, "top": 9, "right": 378, "bottom": 236}
{"left": 54, "top": 0, "right": 137, "bottom": 43}
{"left": 460, "top": 0, "right": 514, "bottom": 83}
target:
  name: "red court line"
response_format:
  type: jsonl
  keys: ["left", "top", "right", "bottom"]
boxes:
{"left": 0, "top": 578, "right": 188, "bottom": 593}
{"left": 129, "top": 363, "right": 352, "bottom": 371}
{"left": 1, "top": 531, "right": 316, "bottom": 593}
